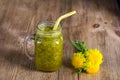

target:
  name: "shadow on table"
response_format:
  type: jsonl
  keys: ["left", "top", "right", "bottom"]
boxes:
{"left": 63, "top": 58, "right": 73, "bottom": 69}
{"left": 4, "top": 48, "right": 36, "bottom": 71}
{"left": 72, "top": 0, "right": 120, "bottom": 17}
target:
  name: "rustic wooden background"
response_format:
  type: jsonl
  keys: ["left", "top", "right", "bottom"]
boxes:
{"left": 0, "top": 0, "right": 120, "bottom": 80}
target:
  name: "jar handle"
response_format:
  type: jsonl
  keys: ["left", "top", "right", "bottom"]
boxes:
{"left": 24, "top": 34, "right": 35, "bottom": 60}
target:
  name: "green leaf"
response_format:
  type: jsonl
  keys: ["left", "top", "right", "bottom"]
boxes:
{"left": 71, "top": 40, "right": 88, "bottom": 53}
{"left": 71, "top": 40, "right": 82, "bottom": 51}
{"left": 74, "top": 68, "right": 82, "bottom": 74}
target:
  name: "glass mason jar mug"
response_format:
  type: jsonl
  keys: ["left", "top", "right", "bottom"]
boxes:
{"left": 24, "top": 21, "right": 63, "bottom": 71}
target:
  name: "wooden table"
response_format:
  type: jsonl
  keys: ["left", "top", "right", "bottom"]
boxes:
{"left": 0, "top": 0, "right": 120, "bottom": 80}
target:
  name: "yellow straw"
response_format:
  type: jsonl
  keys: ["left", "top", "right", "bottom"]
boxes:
{"left": 53, "top": 10, "right": 76, "bottom": 30}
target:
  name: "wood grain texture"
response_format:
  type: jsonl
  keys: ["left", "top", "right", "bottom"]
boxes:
{"left": 0, "top": 0, "right": 120, "bottom": 80}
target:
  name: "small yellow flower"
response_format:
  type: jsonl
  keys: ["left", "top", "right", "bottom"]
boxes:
{"left": 85, "top": 49, "right": 103, "bottom": 64}
{"left": 71, "top": 52, "right": 85, "bottom": 68}
{"left": 86, "top": 62, "right": 100, "bottom": 74}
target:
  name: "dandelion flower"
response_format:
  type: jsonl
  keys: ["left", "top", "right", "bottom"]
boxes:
{"left": 71, "top": 52, "right": 85, "bottom": 68}
{"left": 86, "top": 62, "right": 100, "bottom": 74}
{"left": 85, "top": 49, "right": 103, "bottom": 64}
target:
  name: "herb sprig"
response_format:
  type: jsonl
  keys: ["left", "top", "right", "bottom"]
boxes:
{"left": 71, "top": 40, "right": 88, "bottom": 53}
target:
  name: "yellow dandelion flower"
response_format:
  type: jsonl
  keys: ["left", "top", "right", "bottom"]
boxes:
{"left": 85, "top": 49, "right": 103, "bottom": 64}
{"left": 71, "top": 52, "right": 85, "bottom": 68}
{"left": 86, "top": 62, "right": 100, "bottom": 74}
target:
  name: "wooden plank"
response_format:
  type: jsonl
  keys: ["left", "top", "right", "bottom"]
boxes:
{"left": 58, "top": 0, "right": 78, "bottom": 80}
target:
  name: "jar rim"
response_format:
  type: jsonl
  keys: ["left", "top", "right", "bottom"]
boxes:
{"left": 36, "top": 21, "right": 61, "bottom": 32}
{"left": 36, "top": 21, "right": 62, "bottom": 36}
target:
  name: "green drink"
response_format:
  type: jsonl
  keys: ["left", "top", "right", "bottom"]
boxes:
{"left": 25, "top": 11, "right": 76, "bottom": 71}
{"left": 35, "top": 21, "right": 63, "bottom": 71}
